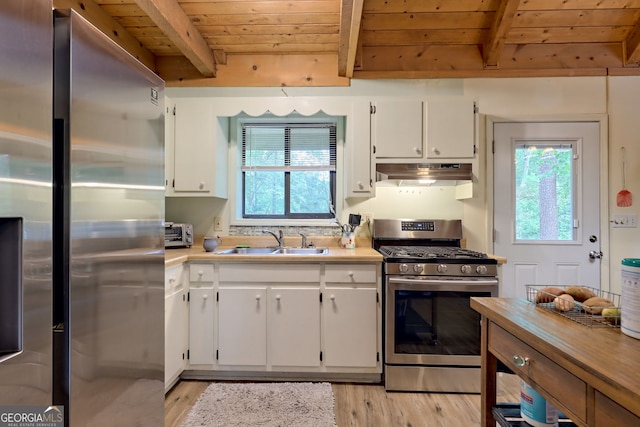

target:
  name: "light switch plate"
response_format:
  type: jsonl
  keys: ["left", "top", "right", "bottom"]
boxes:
{"left": 214, "top": 216, "right": 223, "bottom": 231}
{"left": 611, "top": 214, "right": 637, "bottom": 228}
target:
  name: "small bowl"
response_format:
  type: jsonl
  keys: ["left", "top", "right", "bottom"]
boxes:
{"left": 203, "top": 236, "right": 222, "bottom": 252}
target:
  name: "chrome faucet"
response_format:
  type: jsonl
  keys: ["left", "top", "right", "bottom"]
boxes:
{"left": 262, "top": 229, "right": 284, "bottom": 248}
{"left": 299, "top": 232, "right": 307, "bottom": 248}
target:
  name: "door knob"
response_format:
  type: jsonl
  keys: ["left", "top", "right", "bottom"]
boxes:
{"left": 589, "top": 250, "right": 603, "bottom": 259}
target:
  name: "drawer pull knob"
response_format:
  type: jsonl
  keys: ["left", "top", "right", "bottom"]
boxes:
{"left": 513, "top": 355, "right": 530, "bottom": 367}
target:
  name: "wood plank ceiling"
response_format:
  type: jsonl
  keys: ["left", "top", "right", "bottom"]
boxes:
{"left": 53, "top": 0, "right": 640, "bottom": 87}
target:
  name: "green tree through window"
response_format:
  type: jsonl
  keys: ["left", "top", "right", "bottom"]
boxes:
{"left": 514, "top": 143, "right": 574, "bottom": 240}
{"left": 242, "top": 123, "right": 336, "bottom": 219}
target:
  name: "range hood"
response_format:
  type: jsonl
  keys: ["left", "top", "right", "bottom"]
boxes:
{"left": 376, "top": 163, "right": 472, "bottom": 183}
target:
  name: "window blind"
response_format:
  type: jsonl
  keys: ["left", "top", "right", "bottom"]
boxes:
{"left": 242, "top": 123, "right": 337, "bottom": 171}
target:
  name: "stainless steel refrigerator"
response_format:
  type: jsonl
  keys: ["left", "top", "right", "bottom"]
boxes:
{"left": 1, "top": 2, "right": 165, "bottom": 425}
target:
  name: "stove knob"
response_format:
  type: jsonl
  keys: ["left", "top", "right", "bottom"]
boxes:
{"left": 476, "top": 265, "right": 488, "bottom": 275}
{"left": 399, "top": 263, "right": 409, "bottom": 273}
{"left": 437, "top": 264, "right": 448, "bottom": 274}
{"left": 461, "top": 265, "right": 472, "bottom": 274}
{"left": 413, "top": 264, "right": 424, "bottom": 273}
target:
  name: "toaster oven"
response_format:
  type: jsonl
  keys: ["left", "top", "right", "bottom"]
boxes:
{"left": 164, "top": 222, "right": 193, "bottom": 248}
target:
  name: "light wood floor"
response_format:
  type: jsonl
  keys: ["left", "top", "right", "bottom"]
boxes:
{"left": 165, "top": 373, "right": 521, "bottom": 427}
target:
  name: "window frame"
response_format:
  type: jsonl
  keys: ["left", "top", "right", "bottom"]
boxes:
{"left": 232, "top": 114, "right": 343, "bottom": 225}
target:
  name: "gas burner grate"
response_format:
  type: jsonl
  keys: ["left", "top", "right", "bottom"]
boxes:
{"left": 378, "top": 245, "right": 489, "bottom": 260}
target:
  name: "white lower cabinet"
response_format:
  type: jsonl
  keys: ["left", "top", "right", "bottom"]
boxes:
{"left": 165, "top": 263, "right": 187, "bottom": 392}
{"left": 323, "top": 287, "right": 378, "bottom": 368}
{"left": 323, "top": 263, "right": 380, "bottom": 369}
{"left": 181, "top": 261, "right": 381, "bottom": 379}
{"left": 269, "top": 287, "right": 321, "bottom": 368}
{"left": 188, "top": 287, "right": 215, "bottom": 365}
{"left": 217, "top": 286, "right": 267, "bottom": 366}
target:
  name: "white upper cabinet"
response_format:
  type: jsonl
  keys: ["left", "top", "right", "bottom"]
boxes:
{"left": 373, "top": 97, "right": 476, "bottom": 162}
{"left": 165, "top": 97, "right": 228, "bottom": 197}
{"left": 426, "top": 97, "right": 476, "bottom": 159}
{"left": 345, "top": 100, "right": 375, "bottom": 198}
{"left": 372, "top": 99, "right": 424, "bottom": 159}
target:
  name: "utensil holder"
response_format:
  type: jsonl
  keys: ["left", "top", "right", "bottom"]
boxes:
{"left": 341, "top": 232, "right": 355, "bottom": 249}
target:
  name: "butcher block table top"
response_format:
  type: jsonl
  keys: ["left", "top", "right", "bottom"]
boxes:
{"left": 471, "top": 297, "right": 640, "bottom": 427}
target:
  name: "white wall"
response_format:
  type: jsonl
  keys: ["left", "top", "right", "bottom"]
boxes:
{"left": 166, "top": 76, "right": 640, "bottom": 293}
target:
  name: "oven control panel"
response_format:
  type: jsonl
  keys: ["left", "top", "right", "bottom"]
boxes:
{"left": 401, "top": 221, "right": 435, "bottom": 231}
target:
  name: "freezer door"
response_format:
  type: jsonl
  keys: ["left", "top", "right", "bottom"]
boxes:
{"left": 0, "top": 0, "right": 53, "bottom": 406}
{"left": 53, "top": 10, "right": 165, "bottom": 426}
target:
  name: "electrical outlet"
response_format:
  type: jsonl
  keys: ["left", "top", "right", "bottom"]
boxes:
{"left": 611, "top": 214, "right": 637, "bottom": 228}
{"left": 360, "top": 213, "right": 373, "bottom": 225}
{"left": 214, "top": 216, "right": 223, "bottom": 231}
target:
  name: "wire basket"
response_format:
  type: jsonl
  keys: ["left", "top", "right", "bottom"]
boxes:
{"left": 526, "top": 285, "right": 621, "bottom": 327}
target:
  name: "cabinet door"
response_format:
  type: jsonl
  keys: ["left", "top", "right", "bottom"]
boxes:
{"left": 165, "top": 97, "right": 175, "bottom": 195}
{"left": 189, "top": 288, "right": 215, "bottom": 365}
{"left": 217, "top": 287, "right": 267, "bottom": 366}
{"left": 164, "top": 264, "right": 186, "bottom": 390}
{"left": 373, "top": 100, "right": 424, "bottom": 159}
{"left": 173, "top": 98, "right": 216, "bottom": 193}
{"left": 268, "top": 288, "right": 320, "bottom": 367}
{"left": 345, "top": 100, "right": 375, "bottom": 197}
{"left": 426, "top": 98, "right": 475, "bottom": 159}
{"left": 323, "top": 287, "right": 378, "bottom": 367}
{"left": 165, "top": 290, "right": 186, "bottom": 390}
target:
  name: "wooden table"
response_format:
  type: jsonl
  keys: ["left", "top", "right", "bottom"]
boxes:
{"left": 470, "top": 297, "right": 640, "bottom": 427}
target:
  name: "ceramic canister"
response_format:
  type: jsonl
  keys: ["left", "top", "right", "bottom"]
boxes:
{"left": 341, "top": 232, "right": 355, "bottom": 249}
{"left": 621, "top": 258, "right": 640, "bottom": 339}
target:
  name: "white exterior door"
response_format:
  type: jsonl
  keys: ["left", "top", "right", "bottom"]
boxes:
{"left": 493, "top": 121, "right": 603, "bottom": 298}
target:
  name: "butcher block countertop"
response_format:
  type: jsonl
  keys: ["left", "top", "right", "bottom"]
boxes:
{"left": 471, "top": 297, "right": 640, "bottom": 426}
{"left": 165, "top": 236, "right": 382, "bottom": 267}
{"left": 165, "top": 235, "right": 507, "bottom": 267}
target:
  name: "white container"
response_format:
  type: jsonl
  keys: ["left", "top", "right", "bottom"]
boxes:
{"left": 520, "top": 380, "right": 558, "bottom": 427}
{"left": 621, "top": 258, "right": 640, "bottom": 339}
{"left": 341, "top": 232, "right": 355, "bottom": 249}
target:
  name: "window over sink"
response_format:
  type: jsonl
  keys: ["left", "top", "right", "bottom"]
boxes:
{"left": 239, "top": 115, "right": 338, "bottom": 221}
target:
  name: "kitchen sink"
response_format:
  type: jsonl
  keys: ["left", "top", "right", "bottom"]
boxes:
{"left": 213, "top": 247, "right": 328, "bottom": 255}
{"left": 213, "top": 247, "right": 278, "bottom": 255}
{"left": 273, "top": 247, "right": 328, "bottom": 255}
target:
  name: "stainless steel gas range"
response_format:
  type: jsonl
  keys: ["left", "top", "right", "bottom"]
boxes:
{"left": 373, "top": 219, "right": 498, "bottom": 393}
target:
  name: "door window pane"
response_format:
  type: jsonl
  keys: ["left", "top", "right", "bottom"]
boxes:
{"left": 514, "top": 142, "right": 575, "bottom": 241}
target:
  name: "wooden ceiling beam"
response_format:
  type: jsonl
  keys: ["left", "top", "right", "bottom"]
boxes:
{"left": 338, "top": 0, "right": 364, "bottom": 78}
{"left": 133, "top": 0, "right": 217, "bottom": 77}
{"left": 482, "top": 0, "right": 520, "bottom": 69}
{"left": 53, "top": 0, "right": 156, "bottom": 71}
{"left": 157, "top": 54, "right": 349, "bottom": 87}
{"left": 624, "top": 18, "right": 640, "bottom": 65}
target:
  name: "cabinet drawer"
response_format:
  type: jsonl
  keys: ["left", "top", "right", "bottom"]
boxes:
{"left": 325, "top": 264, "right": 377, "bottom": 284}
{"left": 594, "top": 391, "right": 640, "bottom": 426}
{"left": 219, "top": 263, "right": 321, "bottom": 283}
{"left": 488, "top": 322, "right": 586, "bottom": 424}
{"left": 190, "top": 263, "right": 214, "bottom": 282}
{"left": 165, "top": 264, "right": 184, "bottom": 293}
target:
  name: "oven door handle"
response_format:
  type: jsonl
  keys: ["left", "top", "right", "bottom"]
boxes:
{"left": 388, "top": 277, "right": 498, "bottom": 293}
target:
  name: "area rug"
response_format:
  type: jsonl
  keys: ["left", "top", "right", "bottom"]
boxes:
{"left": 181, "top": 382, "right": 337, "bottom": 427}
